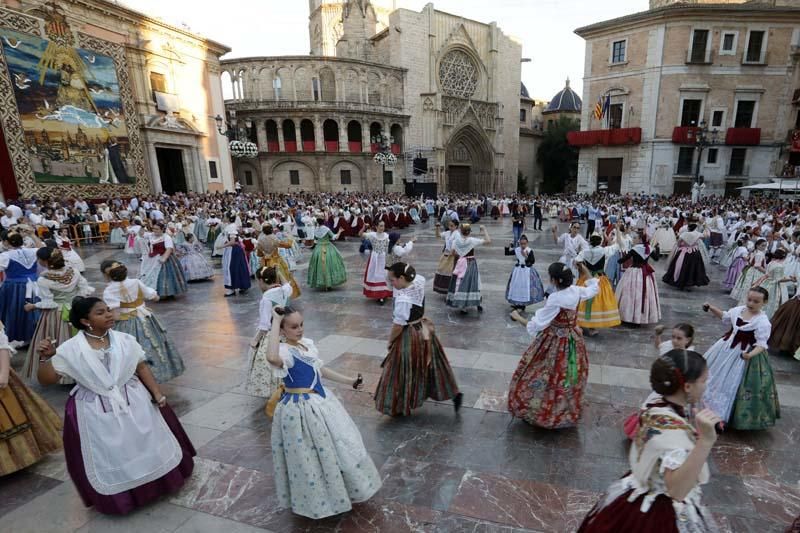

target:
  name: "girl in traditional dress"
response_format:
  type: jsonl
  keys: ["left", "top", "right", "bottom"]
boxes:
{"left": 0, "top": 321, "right": 62, "bottom": 477}
{"left": 221, "top": 229, "right": 251, "bottom": 297}
{"left": 56, "top": 227, "right": 85, "bottom": 273}
{"left": 36, "top": 297, "right": 195, "bottom": 515}
{"left": 265, "top": 306, "right": 381, "bottom": 519}
{"left": 604, "top": 222, "right": 633, "bottom": 289}
{"left": 0, "top": 232, "right": 40, "bottom": 346}
{"left": 360, "top": 221, "right": 394, "bottom": 305}
{"left": 730, "top": 238, "right": 768, "bottom": 302}
{"left": 615, "top": 240, "right": 662, "bottom": 325}
{"left": 108, "top": 220, "right": 127, "bottom": 248}
{"left": 276, "top": 221, "right": 301, "bottom": 272}
{"left": 446, "top": 224, "right": 491, "bottom": 314}
{"left": 205, "top": 213, "right": 222, "bottom": 255}
{"left": 649, "top": 218, "right": 676, "bottom": 254}
{"left": 139, "top": 224, "right": 187, "bottom": 299}
{"left": 579, "top": 350, "right": 720, "bottom": 532}
{"left": 575, "top": 234, "right": 621, "bottom": 335}
{"left": 241, "top": 226, "right": 259, "bottom": 276}
{"left": 768, "top": 291, "right": 800, "bottom": 355}
{"left": 124, "top": 219, "right": 142, "bottom": 255}
{"left": 257, "top": 223, "right": 301, "bottom": 299}
{"left": 747, "top": 248, "right": 791, "bottom": 319}
{"left": 505, "top": 234, "right": 545, "bottom": 312}
{"left": 552, "top": 221, "right": 589, "bottom": 277}
{"left": 103, "top": 262, "right": 185, "bottom": 383}
{"left": 723, "top": 238, "right": 749, "bottom": 290}
{"left": 175, "top": 233, "right": 214, "bottom": 282}
{"left": 662, "top": 222, "right": 709, "bottom": 290}
{"left": 23, "top": 248, "right": 93, "bottom": 380}
{"left": 508, "top": 262, "right": 598, "bottom": 429}
{"left": 307, "top": 219, "right": 347, "bottom": 290}
{"left": 653, "top": 323, "right": 696, "bottom": 355}
{"left": 702, "top": 288, "right": 779, "bottom": 430}
{"left": 433, "top": 218, "right": 459, "bottom": 295}
{"left": 375, "top": 262, "right": 463, "bottom": 416}
{"left": 245, "top": 266, "right": 293, "bottom": 398}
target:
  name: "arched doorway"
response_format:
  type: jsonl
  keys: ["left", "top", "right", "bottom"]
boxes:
{"left": 445, "top": 125, "right": 494, "bottom": 193}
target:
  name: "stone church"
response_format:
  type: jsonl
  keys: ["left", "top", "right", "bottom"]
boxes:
{"left": 222, "top": 0, "right": 522, "bottom": 194}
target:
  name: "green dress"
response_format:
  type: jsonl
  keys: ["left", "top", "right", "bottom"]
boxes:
{"left": 729, "top": 352, "right": 780, "bottom": 430}
{"left": 307, "top": 228, "right": 347, "bottom": 289}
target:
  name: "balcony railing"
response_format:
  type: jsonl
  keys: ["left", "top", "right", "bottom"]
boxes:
{"left": 725, "top": 128, "right": 761, "bottom": 146}
{"left": 302, "top": 140, "right": 315, "bottom": 152}
{"left": 266, "top": 141, "right": 279, "bottom": 152}
{"left": 324, "top": 141, "right": 339, "bottom": 153}
{"left": 348, "top": 141, "right": 363, "bottom": 153}
{"left": 567, "top": 127, "right": 642, "bottom": 147}
{"left": 672, "top": 126, "right": 701, "bottom": 144}
{"left": 284, "top": 141, "right": 297, "bottom": 153}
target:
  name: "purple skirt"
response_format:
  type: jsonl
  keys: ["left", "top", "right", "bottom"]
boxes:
{"left": 724, "top": 257, "right": 746, "bottom": 290}
{"left": 63, "top": 396, "right": 195, "bottom": 515}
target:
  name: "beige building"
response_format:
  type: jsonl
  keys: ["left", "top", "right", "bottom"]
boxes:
{"left": 519, "top": 82, "right": 546, "bottom": 193}
{"left": 569, "top": 0, "right": 800, "bottom": 196}
{"left": 222, "top": 0, "right": 522, "bottom": 194}
{"left": 0, "top": 0, "right": 234, "bottom": 201}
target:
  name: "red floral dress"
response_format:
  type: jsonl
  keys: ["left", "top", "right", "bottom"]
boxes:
{"left": 507, "top": 307, "right": 588, "bottom": 428}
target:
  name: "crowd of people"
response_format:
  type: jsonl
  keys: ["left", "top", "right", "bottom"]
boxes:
{"left": 0, "top": 189, "right": 799, "bottom": 531}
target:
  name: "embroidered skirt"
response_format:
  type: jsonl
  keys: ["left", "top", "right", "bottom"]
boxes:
{"left": 0, "top": 280, "right": 39, "bottom": 345}
{"left": 506, "top": 265, "right": 545, "bottom": 307}
{"left": 0, "top": 370, "right": 62, "bottom": 476}
{"left": 616, "top": 267, "right": 661, "bottom": 325}
{"left": 261, "top": 252, "right": 301, "bottom": 298}
{"left": 374, "top": 321, "right": 460, "bottom": 416}
{"left": 577, "top": 274, "right": 621, "bottom": 329}
{"left": 729, "top": 353, "right": 780, "bottom": 430}
{"left": 155, "top": 255, "right": 188, "bottom": 298}
{"left": 115, "top": 314, "right": 185, "bottom": 383}
{"left": 769, "top": 297, "right": 800, "bottom": 353}
{"left": 723, "top": 257, "right": 746, "bottom": 290}
{"left": 433, "top": 252, "right": 455, "bottom": 294}
{"left": 23, "top": 308, "right": 75, "bottom": 383}
{"left": 307, "top": 240, "right": 347, "bottom": 289}
{"left": 245, "top": 335, "right": 283, "bottom": 398}
{"left": 702, "top": 339, "right": 747, "bottom": 423}
{"left": 445, "top": 258, "right": 482, "bottom": 309}
{"left": 179, "top": 250, "right": 214, "bottom": 281}
{"left": 662, "top": 248, "right": 709, "bottom": 289}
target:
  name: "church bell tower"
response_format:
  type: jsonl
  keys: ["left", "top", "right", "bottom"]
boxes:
{"left": 309, "top": 0, "right": 397, "bottom": 57}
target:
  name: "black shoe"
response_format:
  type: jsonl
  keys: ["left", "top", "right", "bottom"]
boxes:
{"left": 453, "top": 392, "right": 463, "bottom": 412}
{"left": 477, "top": 305, "right": 483, "bottom": 313}
{"left": 460, "top": 309, "right": 468, "bottom": 315}
{"left": 378, "top": 298, "right": 385, "bottom": 305}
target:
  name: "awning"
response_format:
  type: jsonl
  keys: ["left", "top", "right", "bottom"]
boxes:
{"left": 738, "top": 180, "right": 800, "bottom": 190}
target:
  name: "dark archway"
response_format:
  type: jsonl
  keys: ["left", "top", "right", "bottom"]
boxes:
{"left": 390, "top": 123, "right": 403, "bottom": 155}
{"left": 282, "top": 119, "right": 297, "bottom": 152}
{"left": 323, "top": 119, "right": 339, "bottom": 152}
{"left": 347, "top": 121, "right": 362, "bottom": 153}
{"left": 445, "top": 124, "right": 494, "bottom": 193}
{"left": 265, "top": 120, "right": 279, "bottom": 152}
{"left": 369, "top": 122, "right": 382, "bottom": 153}
{"left": 300, "top": 119, "right": 315, "bottom": 152}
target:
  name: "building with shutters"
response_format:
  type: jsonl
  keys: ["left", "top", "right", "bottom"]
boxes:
{"left": 569, "top": 0, "right": 800, "bottom": 197}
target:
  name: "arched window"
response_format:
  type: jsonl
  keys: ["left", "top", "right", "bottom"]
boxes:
{"left": 221, "top": 71, "right": 233, "bottom": 101}
{"left": 323, "top": 120, "right": 339, "bottom": 152}
{"left": 265, "top": 120, "right": 279, "bottom": 152}
{"left": 347, "top": 121, "right": 362, "bottom": 153}
{"left": 369, "top": 122, "right": 382, "bottom": 153}
{"left": 300, "top": 119, "right": 315, "bottom": 152}
{"left": 282, "top": 120, "right": 297, "bottom": 152}
{"left": 246, "top": 120, "right": 257, "bottom": 144}
{"left": 390, "top": 124, "right": 403, "bottom": 155}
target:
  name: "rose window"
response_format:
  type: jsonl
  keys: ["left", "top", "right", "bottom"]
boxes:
{"left": 438, "top": 50, "right": 479, "bottom": 98}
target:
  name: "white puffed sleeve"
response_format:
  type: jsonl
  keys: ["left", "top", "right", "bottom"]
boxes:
{"left": 77, "top": 274, "right": 94, "bottom": 297}
{"left": 577, "top": 278, "right": 600, "bottom": 301}
{"left": 34, "top": 280, "right": 58, "bottom": 309}
{"left": 393, "top": 241, "right": 413, "bottom": 258}
{"left": 754, "top": 315, "right": 772, "bottom": 349}
{"left": 658, "top": 448, "right": 689, "bottom": 474}
{"left": 0, "top": 253, "right": 9, "bottom": 271}
{"left": 527, "top": 298, "right": 561, "bottom": 336}
{"left": 721, "top": 307, "right": 735, "bottom": 328}
{"left": 163, "top": 235, "right": 174, "bottom": 249}
{"left": 137, "top": 280, "right": 158, "bottom": 301}
{"left": 392, "top": 300, "right": 412, "bottom": 326}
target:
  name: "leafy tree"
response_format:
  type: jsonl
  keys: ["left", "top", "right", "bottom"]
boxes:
{"left": 536, "top": 117, "right": 580, "bottom": 194}
{"left": 517, "top": 171, "right": 528, "bottom": 195}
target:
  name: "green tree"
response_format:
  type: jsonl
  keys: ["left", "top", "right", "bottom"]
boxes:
{"left": 517, "top": 171, "right": 528, "bottom": 195}
{"left": 536, "top": 116, "right": 580, "bottom": 194}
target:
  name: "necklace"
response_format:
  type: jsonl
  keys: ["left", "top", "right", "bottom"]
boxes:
{"left": 84, "top": 330, "right": 109, "bottom": 340}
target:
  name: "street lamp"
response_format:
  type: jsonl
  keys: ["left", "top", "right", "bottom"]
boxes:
{"left": 686, "top": 119, "right": 719, "bottom": 202}
{"left": 214, "top": 112, "right": 257, "bottom": 159}
{"left": 372, "top": 131, "right": 397, "bottom": 193}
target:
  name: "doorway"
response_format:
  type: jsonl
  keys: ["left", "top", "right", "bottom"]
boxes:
{"left": 597, "top": 158, "right": 623, "bottom": 194}
{"left": 156, "top": 147, "right": 187, "bottom": 194}
{"left": 673, "top": 180, "right": 692, "bottom": 196}
{"left": 448, "top": 165, "right": 470, "bottom": 193}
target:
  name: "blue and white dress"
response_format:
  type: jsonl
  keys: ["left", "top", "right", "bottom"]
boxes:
{"left": 0, "top": 248, "right": 40, "bottom": 345}
{"left": 505, "top": 246, "right": 545, "bottom": 307}
{"left": 270, "top": 338, "right": 381, "bottom": 519}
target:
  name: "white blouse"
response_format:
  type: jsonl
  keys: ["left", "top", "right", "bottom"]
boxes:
{"left": 104, "top": 278, "right": 158, "bottom": 317}
{"left": 526, "top": 279, "right": 600, "bottom": 336}
{"left": 257, "top": 283, "right": 293, "bottom": 331}
{"left": 721, "top": 306, "right": 771, "bottom": 350}
{"left": 392, "top": 275, "right": 426, "bottom": 326}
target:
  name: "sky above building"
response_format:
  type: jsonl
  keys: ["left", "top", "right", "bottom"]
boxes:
{"left": 122, "top": 0, "right": 648, "bottom": 101}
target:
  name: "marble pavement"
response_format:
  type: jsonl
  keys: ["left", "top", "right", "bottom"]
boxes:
{"left": 2, "top": 216, "right": 799, "bottom": 532}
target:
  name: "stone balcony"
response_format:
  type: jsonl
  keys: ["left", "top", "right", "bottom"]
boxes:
{"left": 224, "top": 99, "right": 407, "bottom": 117}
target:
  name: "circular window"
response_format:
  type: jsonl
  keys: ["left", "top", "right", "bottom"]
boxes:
{"left": 438, "top": 50, "right": 479, "bottom": 99}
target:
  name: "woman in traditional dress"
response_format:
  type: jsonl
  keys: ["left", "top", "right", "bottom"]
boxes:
{"left": 552, "top": 221, "right": 589, "bottom": 277}
{"left": 359, "top": 221, "right": 394, "bottom": 305}
{"left": 0, "top": 321, "right": 62, "bottom": 477}
{"left": 174, "top": 233, "right": 214, "bottom": 282}
{"left": 649, "top": 218, "right": 677, "bottom": 255}
{"left": 0, "top": 232, "right": 40, "bottom": 346}
{"left": 579, "top": 350, "right": 719, "bottom": 532}
{"left": 747, "top": 248, "right": 791, "bottom": 319}
{"left": 446, "top": 224, "right": 491, "bottom": 314}
{"left": 615, "top": 239, "right": 662, "bottom": 325}
{"left": 139, "top": 223, "right": 187, "bottom": 299}
{"left": 505, "top": 234, "right": 545, "bottom": 312}
{"left": 55, "top": 227, "right": 85, "bottom": 273}
{"left": 306, "top": 218, "right": 347, "bottom": 290}
{"left": 36, "top": 297, "right": 195, "bottom": 515}
{"left": 662, "top": 222, "right": 709, "bottom": 291}
{"left": 769, "top": 291, "right": 800, "bottom": 355}
{"left": 276, "top": 221, "right": 301, "bottom": 272}
{"left": 375, "top": 262, "right": 463, "bottom": 416}
{"left": 108, "top": 220, "right": 127, "bottom": 248}
{"left": 205, "top": 213, "right": 222, "bottom": 254}
{"left": 103, "top": 262, "right": 185, "bottom": 383}
{"left": 245, "top": 266, "right": 293, "bottom": 398}
{"left": 433, "top": 218, "right": 459, "bottom": 295}
{"left": 264, "top": 306, "right": 381, "bottom": 518}
{"left": 508, "top": 262, "right": 598, "bottom": 429}
{"left": 221, "top": 228, "right": 251, "bottom": 297}
{"left": 702, "top": 288, "right": 778, "bottom": 430}
{"left": 257, "top": 223, "right": 301, "bottom": 299}
{"left": 124, "top": 219, "right": 142, "bottom": 256}
{"left": 730, "top": 238, "right": 768, "bottom": 301}
{"left": 723, "top": 238, "right": 749, "bottom": 291}
{"left": 575, "top": 234, "right": 621, "bottom": 335}
{"left": 23, "top": 247, "right": 93, "bottom": 380}
{"left": 604, "top": 222, "right": 633, "bottom": 289}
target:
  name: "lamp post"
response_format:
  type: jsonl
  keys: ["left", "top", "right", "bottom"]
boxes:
{"left": 372, "top": 131, "right": 396, "bottom": 194}
{"left": 687, "top": 119, "right": 719, "bottom": 202}
{"left": 214, "top": 112, "right": 258, "bottom": 160}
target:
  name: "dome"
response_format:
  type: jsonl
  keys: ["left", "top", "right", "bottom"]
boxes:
{"left": 545, "top": 78, "right": 581, "bottom": 113}
{"left": 520, "top": 82, "right": 530, "bottom": 99}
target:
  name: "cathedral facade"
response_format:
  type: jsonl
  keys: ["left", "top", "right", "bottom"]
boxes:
{"left": 222, "top": 1, "right": 522, "bottom": 194}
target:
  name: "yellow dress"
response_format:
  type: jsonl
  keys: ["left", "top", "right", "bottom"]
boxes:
{"left": 259, "top": 246, "right": 301, "bottom": 299}
{"left": 577, "top": 251, "right": 621, "bottom": 329}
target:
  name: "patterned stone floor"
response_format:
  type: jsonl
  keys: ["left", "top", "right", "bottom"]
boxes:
{"left": 2, "top": 217, "right": 799, "bottom": 532}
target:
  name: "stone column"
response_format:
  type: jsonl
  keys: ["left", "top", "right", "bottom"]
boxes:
{"left": 339, "top": 118, "right": 348, "bottom": 152}
{"left": 255, "top": 120, "right": 267, "bottom": 152}
{"left": 314, "top": 116, "right": 324, "bottom": 152}
{"left": 276, "top": 119, "right": 285, "bottom": 152}
{"left": 362, "top": 120, "right": 370, "bottom": 153}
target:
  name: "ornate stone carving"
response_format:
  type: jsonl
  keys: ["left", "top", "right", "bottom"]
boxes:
{"left": 442, "top": 96, "right": 497, "bottom": 130}
{"left": 438, "top": 50, "right": 478, "bottom": 99}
